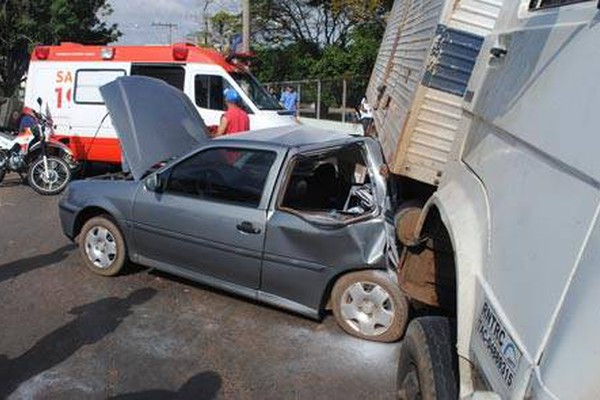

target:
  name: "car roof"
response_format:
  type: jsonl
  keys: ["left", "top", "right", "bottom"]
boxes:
{"left": 213, "top": 125, "right": 362, "bottom": 150}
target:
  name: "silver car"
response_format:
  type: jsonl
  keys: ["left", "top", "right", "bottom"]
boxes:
{"left": 58, "top": 77, "right": 408, "bottom": 342}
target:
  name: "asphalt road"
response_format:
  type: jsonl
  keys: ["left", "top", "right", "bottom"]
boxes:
{"left": 0, "top": 175, "right": 399, "bottom": 400}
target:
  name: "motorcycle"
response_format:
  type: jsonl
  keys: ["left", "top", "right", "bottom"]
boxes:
{"left": 0, "top": 98, "right": 77, "bottom": 195}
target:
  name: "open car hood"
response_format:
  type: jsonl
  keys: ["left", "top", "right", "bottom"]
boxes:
{"left": 100, "top": 76, "right": 209, "bottom": 180}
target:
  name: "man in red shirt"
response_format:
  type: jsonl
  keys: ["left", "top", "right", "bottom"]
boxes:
{"left": 215, "top": 89, "right": 250, "bottom": 137}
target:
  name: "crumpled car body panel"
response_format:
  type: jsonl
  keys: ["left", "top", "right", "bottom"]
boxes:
{"left": 261, "top": 210, "right": 389, "bottom": 311}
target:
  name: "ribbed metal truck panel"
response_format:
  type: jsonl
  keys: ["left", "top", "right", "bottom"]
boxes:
{"left": 368, "top": 0, "right": 502, "bottom": 185}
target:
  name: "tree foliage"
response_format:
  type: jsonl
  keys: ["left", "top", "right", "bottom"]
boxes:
{"left": 251, "top": 0, "right": 391, "bottom": 46}
{"left": 253, "top": 0, "right": 352, "bottom": 47}
{"left": 210, "top": 11, "right": 241, "bottom": 50}
{"left": 0, "top": 0, "right": 120, "bottom": 97}
{"left": 252, "top": 1, "right": 391, "bottom": 84}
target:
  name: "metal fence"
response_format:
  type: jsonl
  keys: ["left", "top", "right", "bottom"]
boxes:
{"left": 0, "top": 97, "right": 23, "bottom": 130}
{"left": 264, "top": 77, "right": 370, "bottom": 123}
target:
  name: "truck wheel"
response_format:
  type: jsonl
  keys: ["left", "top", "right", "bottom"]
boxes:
{"left": 397, "top": 317, "right": 458, "bottom": 400}
{"left": 395, "top": 203, "right": 423, "bottom": 247}
{"left": 332, "top": 270, "right": 409, "bottom": 342}
{"left": 79, "top": 216, "right": 127, "bottom": 276}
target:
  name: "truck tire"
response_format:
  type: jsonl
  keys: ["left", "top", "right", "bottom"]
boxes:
{"left": 395, "top": 202, "right": 423, "bottom": 247}
{"left": 79, "top": 216, "right": 127, "bottom": 276}
{"left": 332, "top": 270, "right": 409, "bottom": 342}
{"left": 397, "top": 317, "right": 458, "bottom": 400}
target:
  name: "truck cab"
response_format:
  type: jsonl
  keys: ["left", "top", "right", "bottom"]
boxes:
{"left": 368, "top": 0, "right": 600, "bottom": 398}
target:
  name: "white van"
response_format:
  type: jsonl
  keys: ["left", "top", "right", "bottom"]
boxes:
{"left": 24, "top": 42, "right": 295, "bottom": 163}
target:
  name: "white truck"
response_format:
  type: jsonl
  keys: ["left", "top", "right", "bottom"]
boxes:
{"left": 368, "top": 0, "right": 600, "bottom": 398}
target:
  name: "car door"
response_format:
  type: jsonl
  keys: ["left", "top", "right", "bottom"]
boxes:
{"left": 260, "top": 140, "right": 391, "bottom": 312}
{"left": 131, "top": 145, "right": 282, "bottom": 289}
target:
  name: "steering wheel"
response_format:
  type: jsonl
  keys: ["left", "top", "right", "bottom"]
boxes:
{"left": 195, "top": 169, "right": 226, "bottom": 196}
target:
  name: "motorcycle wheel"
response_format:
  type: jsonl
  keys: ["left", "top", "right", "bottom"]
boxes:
{"left": 27, "top": 155, "right": 71, "bottom": 195}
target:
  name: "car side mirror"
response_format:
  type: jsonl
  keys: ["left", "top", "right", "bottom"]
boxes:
{"left": 145, "top": 173, "right": 163, "bottom": 193}
{"left": 36, "top": 97, "right": 43, "bottom": 106}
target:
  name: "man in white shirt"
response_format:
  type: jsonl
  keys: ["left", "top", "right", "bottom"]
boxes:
{"left": 359, "top": 97, "right": 373, "bottom": 135}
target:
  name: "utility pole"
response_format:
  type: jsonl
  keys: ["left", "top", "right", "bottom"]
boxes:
{"left": 202, "top": 0, "right": 214, "bottom": 46}
{"left": 151, "top": 22, "right": 178, "bottom": 45}
{"left": 242, "top": 0, "right": 250, "bottom": 52}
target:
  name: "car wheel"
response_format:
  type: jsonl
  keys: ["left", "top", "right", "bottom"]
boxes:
{"left": 79, "top": 216, "right": 126, "bottom": 276}
{"left": 397, "top": 317, "right": 458, "bottom": 400}
{"left": 332, "top": 270, "right": 409, "bottom": 342}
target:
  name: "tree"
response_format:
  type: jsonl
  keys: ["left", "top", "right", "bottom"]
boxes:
{"left": 252, "top": 1, "right": 390, "bottom": 83}
{"left": 0, "top": 0, "right": 120, "bottom": 97}
{"left": 251, "top": 0, "right": 391, "bottom": 47}
{"left": 186, "top": 10, "right": 241, "bottom": 50}
{"left": 210, "top": 11, "right": 241, "bottom": 51}
{"left": 251, "top": 0, "right": 391, "bottom": 116}
{"left": 251, "top": 0, "right": 353, "bottom": 47}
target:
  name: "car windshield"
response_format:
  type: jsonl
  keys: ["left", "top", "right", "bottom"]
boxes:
{"left": 231, "top": 72, "right": 282, "bottom": 111}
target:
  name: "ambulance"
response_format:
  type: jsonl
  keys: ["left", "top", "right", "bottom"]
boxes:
{"left": 23, "top": 42, "right": 295, "bottom": 164}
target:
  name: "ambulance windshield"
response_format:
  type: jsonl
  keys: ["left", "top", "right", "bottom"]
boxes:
{"left": 231, "top": 72, "right": 283, "bottom": 111}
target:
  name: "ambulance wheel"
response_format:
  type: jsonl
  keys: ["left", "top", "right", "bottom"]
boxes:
{"left": 397, "top": 317, "right": 458, "bottom": 400}
{"left": 332, "top": 270, "right": 409, "bottom": 342}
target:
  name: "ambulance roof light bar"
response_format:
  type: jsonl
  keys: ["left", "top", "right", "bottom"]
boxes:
{"left": 172, "top": 46, "right": 189, "bottom": 61}
{"left": 34, "top": 46, "right": 50, "bottom": 60}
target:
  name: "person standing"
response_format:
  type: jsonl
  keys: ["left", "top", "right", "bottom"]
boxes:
{"left": 215, "top": 88, "right": 250, "bottom": 137}
{"left": 18, "top": 107, "right": 38, "bottom": 133}
{"left": 358, "top": 97, "right": 373, "bottom": 135}
{"left": 280, "top": 85, "right": 299, "bottom": 114}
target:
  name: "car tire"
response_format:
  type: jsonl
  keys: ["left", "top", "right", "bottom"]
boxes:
{"left": 331, "top": 270, "right": 409, "bottom": 342}
{"left": 79, "top": 216, "right": 127, "bottom": 277}
{"left": 397, "top": 317, "right": 458, "bottom": 400}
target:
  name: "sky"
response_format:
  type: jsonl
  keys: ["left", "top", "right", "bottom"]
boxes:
{"left": 106, "top": 0, "right": 240, "bottom": 45}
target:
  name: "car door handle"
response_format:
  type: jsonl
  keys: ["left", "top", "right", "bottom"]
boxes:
{"left": 236, "top": 221, "right": 261, "bottom": 235}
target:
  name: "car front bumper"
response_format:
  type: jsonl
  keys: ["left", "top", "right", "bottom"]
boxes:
{"left": 58, "top": 200, "right": 79, "bottom": 240}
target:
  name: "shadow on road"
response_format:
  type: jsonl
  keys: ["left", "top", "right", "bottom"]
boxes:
{"left": 0, "top": 175, "right": 25, "bottom": 188}
{"left": 0, "top": 244, "right": 76, "bottom": 284}
{"left": 0, "top": 288, "right": 157, "bottom": 398}
{"left": 109, "top": 371, "right": 222, "bottom": 400}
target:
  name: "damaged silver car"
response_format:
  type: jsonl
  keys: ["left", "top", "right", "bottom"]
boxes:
{"left": 58, "top": 76, "right": 408, "bottom": 342}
